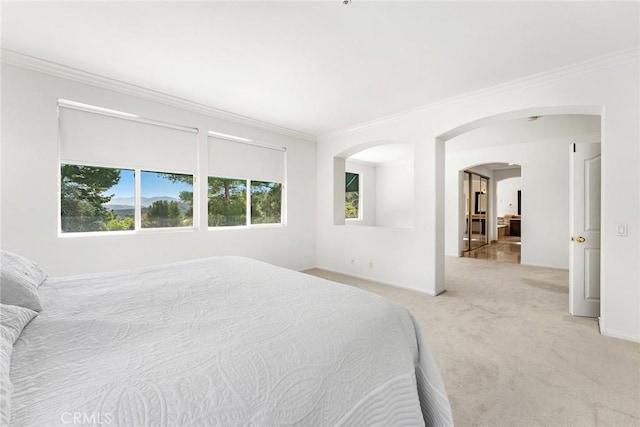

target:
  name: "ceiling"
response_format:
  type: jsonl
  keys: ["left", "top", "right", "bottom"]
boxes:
{"left": 2, "top": 1, "right": 638, "bottom": 136}
{"left": 349, "top": 143, "right": 413, "bottom": 164}
{"left": 446, "top": 114, "right": 601, "bottom": 153}
{"left": 472, "top": 162, "right": 521, "bottom": 172}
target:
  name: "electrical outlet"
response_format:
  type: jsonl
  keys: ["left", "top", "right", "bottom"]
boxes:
{"left": 350, "top": 258, "right": 355, "bottom": 265}
{"left": 616, "top": 224, "right": 628, "bottom": 236}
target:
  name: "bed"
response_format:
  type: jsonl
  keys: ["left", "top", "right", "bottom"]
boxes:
{"left": 2, "top": 253, "right": 453, "bottom": 426}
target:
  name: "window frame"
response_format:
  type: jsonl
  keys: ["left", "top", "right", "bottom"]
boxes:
{"left": 58, "top": 160, "right": 197, "bottom": 236}
{"left": 249, "top": 180, "right": 284, "bottom": 226}
{"left": 139, "top": 169, "right": 197, "bottom": 231}
{"left": 206, "top": 176, "right": 248, "bottom": 228}
{"left": 56, "top": 100, "right": 290, "bottom": 236}
{"left": 57, "top": 100, "right": 199, "bottom": 237}
{"left": 207, "top": 176, "right": 284, "bottom": 230}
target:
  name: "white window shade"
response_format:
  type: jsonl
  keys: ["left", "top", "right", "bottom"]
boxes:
{"left": 59, "top": 103, "right": 197, "bottom": 173}
{"left": 208, "top": 135, "right": 285, "bottom": 183}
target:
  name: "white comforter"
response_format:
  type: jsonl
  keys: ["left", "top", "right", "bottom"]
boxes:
{"left": 10, "top": 257, "right": 452, "bottom": 426}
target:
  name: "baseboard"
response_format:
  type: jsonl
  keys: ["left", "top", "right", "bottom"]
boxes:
{"left": 600, "top": 327, "right": 640, "bottom": 343}
{"left": 312, "top": 265, "right": 438, "bottom": 297}
{"left": 520, "top": 261, "right": 569, "bottom": 271}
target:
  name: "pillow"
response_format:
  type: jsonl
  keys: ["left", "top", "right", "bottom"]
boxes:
{"left": 0, "top": 250, "right": 47, "bottom": 312}
{"left": 0, "top": 304, "right": 38, "bottom": 426}
{"left": 0, "top": 304, "right": 38, "bottom": 343}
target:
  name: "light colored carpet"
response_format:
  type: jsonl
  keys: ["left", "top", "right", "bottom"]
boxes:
{"left": 304, "top": 257, "right": 640, "bottom": 426}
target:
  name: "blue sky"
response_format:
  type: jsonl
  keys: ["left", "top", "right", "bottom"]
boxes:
{"left": 106, "top": 169, "right": 134, "bottom": 198}
{"left": 105, "top": 170, "right": 193, "bottom": 199}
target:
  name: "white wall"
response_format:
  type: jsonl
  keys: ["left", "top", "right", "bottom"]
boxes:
{"left": 495, "top": 171, "right": 522, "bottom": 217}
{"left": 497, "top": 178, "right": 521, "bottom": 217}
{"left": 316, "top": 54, "right": 639, "bottom": 342}
{"left": 344, "top": 160, "right": 376, "bottom": 226}
{"left": 344, "top": 156, "right": 414, "bottom": 229}
{"left": 1, "top": 64, "right": 317, "bottom": 275}
{"left": 375, "top": 160, "right": 414, "bottom": 228}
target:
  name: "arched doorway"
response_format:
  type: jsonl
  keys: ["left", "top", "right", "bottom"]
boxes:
{"left": 458, "top": 162, "right": 522, "bottom": 263}
{"left": 436, "top": 107, "right": 602, "bottom": 315}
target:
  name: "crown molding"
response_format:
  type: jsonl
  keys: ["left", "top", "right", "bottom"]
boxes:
{"left": 320, "top": 47, "right": 639, "bottom": 139}
{"left": 0, "top": 49, "right": 317, "bottom": 143}
{"left": 448, "top": 131, "right": 601, "bottom": 155}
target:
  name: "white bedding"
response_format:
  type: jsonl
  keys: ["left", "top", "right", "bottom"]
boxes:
{"left": 10, "top": 256, "right": 452, "bottom": 426}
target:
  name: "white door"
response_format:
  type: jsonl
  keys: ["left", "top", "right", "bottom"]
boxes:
{"left": 569, "top": 142, "right": 601, "bottom": 317}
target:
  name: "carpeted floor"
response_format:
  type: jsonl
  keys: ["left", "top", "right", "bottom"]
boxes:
{"left": 304, "top": 256, "right": 640, "bottom": 426}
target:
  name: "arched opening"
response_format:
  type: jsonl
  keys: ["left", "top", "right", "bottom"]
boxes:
{"left": 334, "top": 140, "right": 414, "bottom": 229}
{"left": 436, "top": 106, "right": 602, "bottom": 294}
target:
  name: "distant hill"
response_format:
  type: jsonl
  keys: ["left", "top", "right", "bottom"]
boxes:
{"left": 104, "top": 196, "right": 190, "bottom": 215}
{"left": 105, "top": 196, "right": 179, "bottom": 208}
{"left": 102, "top": 204, "right": 134, "bottom": 211}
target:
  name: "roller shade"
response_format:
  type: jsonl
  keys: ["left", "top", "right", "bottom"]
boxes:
{"left": 346, "top": 172, "right": 359, "bottom": 192}
{"left": 208, "top": 135, "right": 285, "bottom": 183}
{"left": 59, "top": 102, "right": 197, "bottom": 173}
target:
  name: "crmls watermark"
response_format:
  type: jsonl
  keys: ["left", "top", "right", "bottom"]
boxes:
{"left": 60, "top": 412, "right": 114, "bottom": 425}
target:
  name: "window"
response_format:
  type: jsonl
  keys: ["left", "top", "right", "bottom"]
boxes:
{"left": 60, "top": 164, "right": 135, "bottom": 233}
{"left": 345, "top": 172, "right": 360, "bottom": 219}
{"left": 251, "top": 181, "right": 282, "bottom": 224}
{"left": 58, "top": 100, "right": 198, "bottom": 234}
{"left": 60, "top": 164, "right": 196, "bottom": 233}
{"left": 207, "top": 178, "right": 282, "bottom": 227}
{"left": 141, "top": 171, "right": 194, "bottom": 228}
{"left": 208, "top": 177, "right": 247, "bottom": 226}
{"left": 208, "top": 133, "right": 285, "bottom": 227}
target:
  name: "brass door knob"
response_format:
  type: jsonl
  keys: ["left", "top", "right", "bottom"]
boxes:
{"left": 575, "top": 236, "right": 586, "bottom": 243}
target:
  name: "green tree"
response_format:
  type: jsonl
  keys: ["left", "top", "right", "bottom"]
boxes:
{"left": 345, "top": 191, "right": 359, "bottom": 218}
{"left": 144, "top": 200, "right": 182, "bottom": 227}
{"left": 208, "top": 178, "right": 246, "bottom": 226}
{"left": 106, "top": 214, "right": 134, "bottom": 231}
{"left": 60, "top": 165, "right": 122, "bottom": 232}
{"left": 251, "top": 181, "right": 282, "bottom": 224}
{"left": 179, "top": 190, "right": 193, "bottom": 217}
{"left": 168, "top": 200, "right": 181, "bottom": 219}
{"left": 157, "top": 172, "right": 194, "bottom": 218}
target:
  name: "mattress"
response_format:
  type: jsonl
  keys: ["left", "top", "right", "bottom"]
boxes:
{"left": 10, "top": 256, "right": 452, "bottom": 426}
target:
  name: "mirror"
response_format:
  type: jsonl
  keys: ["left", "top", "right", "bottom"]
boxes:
{"left": 464, "top": 171, "right": 489, "bottom": 252}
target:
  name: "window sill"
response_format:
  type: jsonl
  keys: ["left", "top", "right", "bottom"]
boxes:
{"left": 208, "top": 223, "right": 286, "bottom": 231}
{"left": 58, "top": 226, "right": 198, "bottom": 237}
